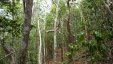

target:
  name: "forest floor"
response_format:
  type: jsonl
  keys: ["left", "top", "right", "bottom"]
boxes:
{"left": 47, "top": 47, "right": 113, "bottom": 64}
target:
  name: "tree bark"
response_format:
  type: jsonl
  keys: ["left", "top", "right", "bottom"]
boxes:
{"left": 66, "top": 0, "right": 73, "bottom": 44}
{"left": 43, "top": 18, "right": 46, "bottom": 64}
{"left": 18, "top": 0, "right": 33, "bottom": 64}
{"left": 45, "top": 32, "right": 49, "bottom": 64}
{"left": 53, "top": 0, "right": 59, "bottom": 64}
{"left": 66, "top": 0, "right": 74, "bottom": 63}
{"left": 37, "top": 18, "right": 43, "bottom": 64}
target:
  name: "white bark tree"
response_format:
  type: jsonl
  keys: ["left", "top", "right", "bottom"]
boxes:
{"left": 37, "top": 18, "right": 43, "bottom": 64}
{"left": 53, "top": 0, "right": 59, "bottom": 63}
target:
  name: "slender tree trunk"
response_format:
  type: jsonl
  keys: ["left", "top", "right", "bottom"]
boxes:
{"left": 53, "top": 0, "right": 59, "bottom": 63}
{"left": 43, "top": 18, "right": 46, "bottom": 64}
{"left": 61, "top": 20, "right": 65, "bottom": 62}
{"left": 66, "top": 0, "right": 74, "bottom": 43}
{"left": 18, "top": 0, "right": 33, "bottom": 64}
{"left": 45, "top": 32, "right": 49, "bottom": 64}
{"left": 66, "top": 0, "right": 74, "bottom": 63}
{"left": 37, "top": 18, "right": 43, "bottom": 64}
{"left": 10, "top": 54, "right": 16, "bottom": 64}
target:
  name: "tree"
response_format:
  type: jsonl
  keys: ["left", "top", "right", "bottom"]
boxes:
{"left": 53, "top": 0, "right": 59, "bottom": 63}
{"left": 18, "top": 0, "right": 33, "bottom": 64}
{"left": 0, "top": 0, "right": 22, "bottom": 64}
{"left": 66, "top": 0, "right": 74, "bottom": 63}
{"left": 37, "top": 17, "right": 43, "bottom": 64}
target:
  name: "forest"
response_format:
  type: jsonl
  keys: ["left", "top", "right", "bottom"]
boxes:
{"left": 0, "top": 0, "right": 113, "bottom": 64}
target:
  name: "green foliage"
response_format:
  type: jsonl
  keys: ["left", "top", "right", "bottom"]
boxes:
{"left": 1, "top": 0, "right": 113, "bottom": 64}
{"left": 0, "top": 0, "right": 22, "bottom": 36}
{"left": 58, "top": 0, "right": 66, "bottom": 18}
{"left": 80, "top": 0, "right": 112, "bottom": 59}
{"left": 87, "top": 40, "right": 107, "bottom": 62}
{"left": 51, "top": 4, "right": 56, "bottom": 13}
{"left": 0, "top": 0, "right": 22, "bottom": 63}
{"left": 65, "top": 0, "right": 113, "bottom": 63}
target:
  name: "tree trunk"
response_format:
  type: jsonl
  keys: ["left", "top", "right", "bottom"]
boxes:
{"left": 66, "top": 0, "right": 73, "bottom": 45}
{"left": 37, "top": 18, "right": 43, "bottom": 64}
{"left": 45, "top": 32, "right": 49, "bottom": 64}
{"left": 66, "top": 0, "right": 74, "bottom": 63}
{"left": 53, "top": 0, "right": 59, "bottom": 64}
{"left": 18, "top": 0, "right": 33, "bottom": 64}
{"left": 43, "top": 18, "right": 46, "bottom": 64}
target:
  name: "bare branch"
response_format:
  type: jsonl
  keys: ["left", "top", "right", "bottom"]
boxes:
{"left": 46, "top": 30, "right": 54, "bottom": 33}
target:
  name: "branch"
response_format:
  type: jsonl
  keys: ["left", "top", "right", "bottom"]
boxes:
{"left": 102, "top": 0, "right": 113, "bottom": 16}
{"left": 46, "top": 26, "right": 60, "bottom": 33}
{"left": 46, "top": 30, "right": 54, "bottom": 33}
{"left": 0, "top": 52, "right": 14, "bottom": 60}
{"left": 1, "top": 43, "right": 13, "bottom": 54}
